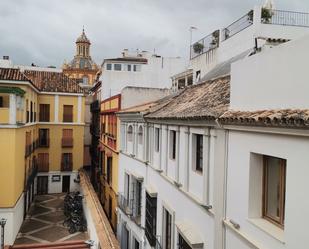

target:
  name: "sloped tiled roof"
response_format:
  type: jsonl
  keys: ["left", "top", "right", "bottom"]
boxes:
{"left": 219, "top": 109, "right": 309, "bottom": 128}
{"left": 24, "top": 70, "right": 84, "bottom": 93}
{"left": 0, "top": 68, "right": 29, "bottom": 82}
{"left": 146, "top": 76, "right": 230, "bottom": 120}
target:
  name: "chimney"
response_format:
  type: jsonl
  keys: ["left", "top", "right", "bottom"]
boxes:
{"left": 3, "top": 56, "right": 9, "bottom": 60}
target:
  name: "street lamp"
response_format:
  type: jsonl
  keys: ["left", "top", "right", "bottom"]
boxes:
{"left": 0, "top": 218, "right": 7, "bottom": 249}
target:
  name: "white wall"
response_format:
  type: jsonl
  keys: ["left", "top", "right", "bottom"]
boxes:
{"left": 101, "top": 55, "right": 185, "bottom": 101}
{"left": 119, "top": 119, "right": 228, "bottom": 249}
{"left": 226, "top": 130, "right": 309, "bottom": 249}
{"left": 230, "top": 34, "right": 309, "bottom": 110}
{"left": 0, "top": 193, "right": 24, "bottom": 245}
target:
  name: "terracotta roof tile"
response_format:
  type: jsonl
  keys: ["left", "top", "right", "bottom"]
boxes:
{"left": 0, "top": 68, "right": 29, "bottom": 81}
{"left": 24, "top": 70, "right": 84, "bottom": 93}
{"left": 219, "top": 109, "right": 309, "bottom": 128}
{"left": 145, "top": 76, "right": 230, "bottom": 120}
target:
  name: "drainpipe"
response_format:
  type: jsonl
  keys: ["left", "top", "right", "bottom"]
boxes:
{"left": 0, "top": 218, "right": 7, "bottom": 249}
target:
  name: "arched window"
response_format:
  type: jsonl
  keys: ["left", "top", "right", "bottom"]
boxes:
{"left": 127, "top": 125, "right": 133, "bottom": 142}
{"left": 138, "top": 126, "right": 143, "bottom": 144}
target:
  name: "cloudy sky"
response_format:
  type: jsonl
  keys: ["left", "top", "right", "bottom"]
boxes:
{"left": 0, "top": 0, "right": 308, "bottom": 67}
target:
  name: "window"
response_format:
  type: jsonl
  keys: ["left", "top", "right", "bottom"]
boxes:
{"left": 82, "top": 76, "right": 89, "bottom": 84}
{"left": 127, "top": 125, "right": 133, "bottom": 142}
{"left": 133, "top": 180, "right": 142, "bottom": 218}
{"left": 39, "top": 104, "right": 50, "bottom": 122}
{"left": 63, "top": 105, "right": 73, "bottom": 122}
{"left": 194, "top": 134, "right": 203, "bottom": 172}
{"left": 133, "top": 65, "right": 141, "bottom": 72}
{"left": 127, "top": 64, "right": 132, "bottom": 71}
{"left": 169, "top": 130, "right": 176, "bottom": 160}
{"left": 26, "top": 99, "right": 29, "bottom": 123}
{"left": 38, "top": 153, "right": 49, "bottom": 172}
{"left": 178, "top": 234, "right": 192, "bottom": 249}
{"left": 263, "top": 156, "right": 286, "bottom": 227}
{"left": 155, "top": 128, "right": 160, "bottom": 152}
{"left": 133, "top": 238, "right": 140, "bottom": 249}
{"left": 138, "top": 126, "right": 143, "bottom": 144}
{"left": 39, "top": 129, "right": 49, "bottom": 147}
{"left": 114, "top": 64, "right": 122, "bottom": 71}
{"left": 163, "top": 208, "right": 172, "bottom": 249}
{"left": 61, "top": 153, "right": 73, "bottom": 171}
{"left": 187, "top": 75, "right": 193, "bottom": 86}
{"left": 106, "top": 63, "right": 112, "bottom": 70}
{"left": 30, "top": 101, "right": 33, "bottom": 122}
{"left": 145, "top": 192, "right": 157, "bottom": 247}
{"left": 62, "top": 129, "right": 73, "bottom": 147}
{"left": 107, "top": 157, "right": 112, "bottom": 184}
{"left": 0, "top": 95, "right": 9, "bottom": 108}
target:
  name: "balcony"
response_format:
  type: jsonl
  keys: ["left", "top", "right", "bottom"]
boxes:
{"left": 222, "top": 12, "right": 253, "bottom": 41}
{"left": 61, "top": 161, "right": 73, "bottom": 171}
{"left": 190, "top": 30, "right": 219, "bottom": 59}
{"left": 38, "top": 162, "right": 49, "bottom": 172}
{"left": 62, "top": 137, "right": 73, "bottom": 148}
{"left": 38, "top": 138, "right": 50, "bottom": 148}
{"left": 262, "top": 9, "right": 309, "bottom": 27}
{"left": 117, "top": 193, "right": 132, "bottom": 215}
{"left": 90, "top": 100, "right": 100, "bottom": 112}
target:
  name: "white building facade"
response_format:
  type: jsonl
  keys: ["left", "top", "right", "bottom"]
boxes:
{"left": 117, "top": 76, "right": 230, "bottom": 249}
{"left": 220, "top": 33, "right": 309, "bottom": 249}
{"left": 100, "top": 49, "right": 185, "bottom": 101}
{"left": 116, "top": 8, "right": 309, "bottom": 249}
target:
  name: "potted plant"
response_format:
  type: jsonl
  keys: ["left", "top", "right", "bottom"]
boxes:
{"left": 193, "top": 43, "right": 204, "bottom": 54}
{"left": 210, "top": 30, "right": 220, "bottom": 46}
{"left": 261, "top": 7, "right": 272, "bottom": 23}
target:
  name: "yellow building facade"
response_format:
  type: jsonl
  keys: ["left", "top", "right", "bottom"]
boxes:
{"left": 99, "top": 94, "right": 121, "bottom": 232}
{"left": 0, "top": 68, "right": 85, "bottom": 245}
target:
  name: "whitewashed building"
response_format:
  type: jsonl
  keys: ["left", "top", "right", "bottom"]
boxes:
{"left": 100, "top": 49, "right": 185, "bottom": 101}
{"left": 117, "top": 76, "right": 230, "bottom": 249}
{"left": 219, "top": 33, "right": 309, "bottom": 249}
{"left": 116, "top": 4, "right": 309, "bottom": 249}
{"left": 172, "top": 4, "right": 309, "bottom": 92}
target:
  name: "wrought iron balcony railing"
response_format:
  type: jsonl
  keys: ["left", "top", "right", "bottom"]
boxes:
{"left": 262, "top": 9, "right": 309, "bottom": 27}
{"left": 190, "top": 30, "right": 220, "bottom": 59}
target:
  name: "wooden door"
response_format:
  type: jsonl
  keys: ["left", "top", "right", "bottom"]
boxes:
{"left": 37, "top": 176, "right": 48, "bottom": 195}
{"left": 62, "top": 175, "right": 71, "bottom": 193}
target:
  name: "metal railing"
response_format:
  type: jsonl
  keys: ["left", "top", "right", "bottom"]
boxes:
{"left": 190, "top": 30, "right": 220, "bottom": 59}
{"left": 222, "top": 12, "right": 253, "bottom": 41}
{"left": 262, "top": 9, "right": 309, "bottom": 27}
{"left": 117, "top": 193, "right": 132, "bottom": 215}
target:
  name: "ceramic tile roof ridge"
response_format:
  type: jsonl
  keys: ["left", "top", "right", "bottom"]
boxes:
{"left": 219, "top": 108, "right": 309, "bottom": 128}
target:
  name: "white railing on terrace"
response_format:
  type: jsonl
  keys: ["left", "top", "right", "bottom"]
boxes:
{"left": 262, "top": 9, "right": 309, "bottom": 27}
{"left": 190, "top": 30, "right": 220, "bottom": 59}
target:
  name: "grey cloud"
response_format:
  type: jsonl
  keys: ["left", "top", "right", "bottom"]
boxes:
{"left": 0, "top": 0, "right": 309, "bottom": 67}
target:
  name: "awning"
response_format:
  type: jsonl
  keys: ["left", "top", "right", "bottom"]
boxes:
{"left": 176, "top": 221, "right": 204, "bottom": 249}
